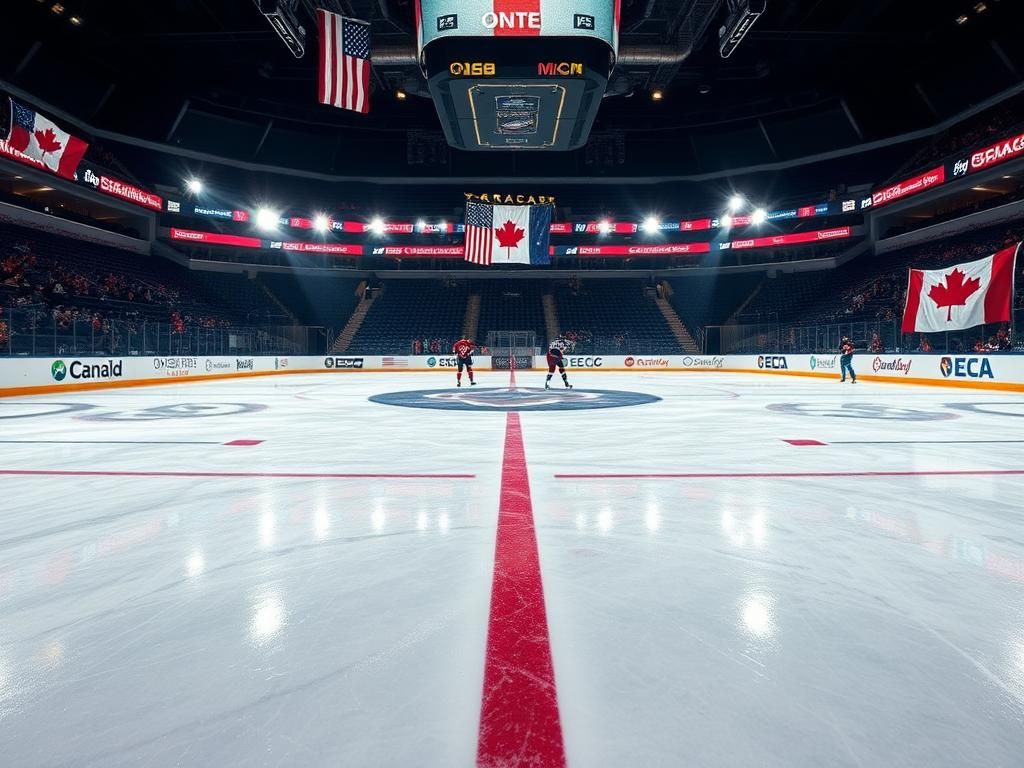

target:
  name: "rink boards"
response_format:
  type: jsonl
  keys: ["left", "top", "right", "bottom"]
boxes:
{"left": 1, "top": 352, "right": 1023, "bottom": 395}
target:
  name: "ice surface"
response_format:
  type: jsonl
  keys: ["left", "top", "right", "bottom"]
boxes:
{"left": 1, "top": 370, "right": 1023, "bottom": 766}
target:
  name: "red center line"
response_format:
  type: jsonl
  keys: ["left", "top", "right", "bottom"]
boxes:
{"left": 555, "top": 469, "right": 1024, "bottom": 480}
{"left": 476, "top": 371, "right": 565, "bottom": 767}
{"left": 0, "top": 469, "right": 474, "bottom": 479}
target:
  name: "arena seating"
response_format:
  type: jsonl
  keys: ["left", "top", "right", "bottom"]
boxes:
{"left": 258, "top": 273, "right": 363, "bottom": 331}
{"left": 553, "top": 280, "right": 683, "bottom": 354}
{"left": 348, "top": 280, "right": 469, "bottom": 354}
{"left": 667, "top": 273, "right": 763, "bottom": 332}
{"left": 0, "top": 223, "right": 252, "bottom": 326}
{"left": 193, "top": 272, "right": 290, "bottom": 324}
{"left": 4, "top": 210, "right": 1021, "bottom": 359}
{"left": 731, "top": 272, "right": 831, "bottom": 324}
{"left": 473, "top": 281, "right": 548, "bottom": 348}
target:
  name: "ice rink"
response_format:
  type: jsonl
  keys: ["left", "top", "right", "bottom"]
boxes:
{"left": 2, "top": 368, "right": 1024, "bottom": 767}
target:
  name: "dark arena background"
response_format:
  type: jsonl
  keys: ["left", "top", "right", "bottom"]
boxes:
{"left": 3, "top": 1, "right": 1024, "bottom": 766}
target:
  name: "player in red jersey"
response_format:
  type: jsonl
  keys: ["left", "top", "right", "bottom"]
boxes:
{"left": 453, "top": 337, "right": 476, "bottom": 387}
{"left": 545, "top": 339, "right": 572, "bottom": 390}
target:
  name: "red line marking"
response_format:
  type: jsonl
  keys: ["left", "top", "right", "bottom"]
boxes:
{"left": 0, "top": 470, "right": 474, "bottom": 479}
{"left": 477, "top": 412, "right": 565, "bottom": 768}
{"left": 555, "top": 469, "right": 1024, "bottom": 479}
{"left": 783, "top": 439, "right": 827, "bottom": 446}
{"left": 223, "top": 439, "right": 264, "bottom": 446}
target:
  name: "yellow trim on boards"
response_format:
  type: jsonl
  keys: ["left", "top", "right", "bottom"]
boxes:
{"left": 3, "top": 364, "right": 1024, "bottom": 398}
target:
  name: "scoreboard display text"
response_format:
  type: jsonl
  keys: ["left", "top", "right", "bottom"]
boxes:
{"left": 418, "top": 0, "right": 619, "bottom": 54}
{"left": 447, "top": 61, "right": 585, "bottom": 77}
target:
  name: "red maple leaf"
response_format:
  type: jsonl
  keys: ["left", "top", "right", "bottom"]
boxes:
{"left": 34, "top": 128, "right": 63, "bottom": 157}
{"left": 928, "top": 268, "right": 981, "bottom": 322}
{"left": 495, "top": 219, "right": 525, "bottom": 258}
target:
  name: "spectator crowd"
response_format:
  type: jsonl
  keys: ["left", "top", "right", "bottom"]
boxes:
{"left": 1, "top": 232, "right": 240, "bottom": 353}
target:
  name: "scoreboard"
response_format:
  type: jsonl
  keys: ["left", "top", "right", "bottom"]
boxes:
{"left": 417, "top": 0, "right": 618, "bottom": 53}
{"left": 417, "top": 0, "right": 618, "bottom": 151}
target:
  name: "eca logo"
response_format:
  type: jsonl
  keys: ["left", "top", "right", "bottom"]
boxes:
{"left": 940, "top": 356, "right": 994, "bottom": 379}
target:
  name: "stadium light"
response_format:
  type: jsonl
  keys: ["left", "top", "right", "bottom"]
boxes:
{"left": 597, "top": 219, "right": 612, "bottom": 234}
{"left": 185, "top": 178, "right": 203, "bottom": 195}
{"left": 396, "top": 90, "right": 407, "bottom": 100}
{"left": 720, "top": 214, "right": 733, "bottom": 228}
{"left": 651, "top": 90, "right": 663, "bottom": 101}
{"left": 256, "top": 208, "right": 280, "bottom": 231}
{"left": 642, "top": 216, "right": 661, "bottom": 234}
{"left": 752, "top": 208, "right": 767, "bottom": 225}
{"left": 728, "top": 194, "right": 744, "bottom": 211}
{"left": 368, "top": 217, "right": 386, "bottom": 235}
{"left": 313, "top": 214, "right": 330, "bottom": 233}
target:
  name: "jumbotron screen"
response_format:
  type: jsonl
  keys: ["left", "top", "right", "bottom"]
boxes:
{"left": 418, "top": 0, "right": 618, "bottom": 150}
{"left": 416, "top": 0, "right": 619, "bottom": 55}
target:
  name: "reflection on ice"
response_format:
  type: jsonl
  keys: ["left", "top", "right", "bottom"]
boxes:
{"left": 644, "top": 501, "right": 660, "bottom": 532}
{"left": 35, "top": 638, "right": 65, "bottom": 672}
{"left": 186, "top": 550, "right": 205, "bottom": 578}
{"left": 741, "top": 593, "right": 775, "bottom": 640}
{"left": 721, "top": 509, "right": 767, "bottom": 549}
{"left": 0, "top": 648, "right": 11, "bottom": 696}
{"left": 314, "top": 505, "right": 331, "bottom": 540}
{"left": 371, "top": 500, "right": 386, "bottom": 533}
{"left": 1008, "top": 640, "right": 1024, "bottom": 695}
{"left": 250, "top": 591, "right": 285, "bottom": 644}
{"left": 259, "top": 510, "right": 276, "bottom": 549}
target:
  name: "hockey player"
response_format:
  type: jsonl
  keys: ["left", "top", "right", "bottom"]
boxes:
{"left": 839, "top": 336, "right": 857, "bottom": 383}
{"left": 545, "top": 339, "right": 573, "bottom": 390}
{"left": 453, "top": 337, "right": 476, "bottom": 387}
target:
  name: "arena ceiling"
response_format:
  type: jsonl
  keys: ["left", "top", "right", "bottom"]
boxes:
{"left": 1, "top": 0, "right": 1021, "bottom": 180}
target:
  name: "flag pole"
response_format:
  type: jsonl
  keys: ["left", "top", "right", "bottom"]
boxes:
{"left": 1012, "top": 242, "right": 1021, "bottom": 350}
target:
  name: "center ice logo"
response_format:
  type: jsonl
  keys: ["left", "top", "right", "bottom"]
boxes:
{"left": 369, "top": 387, "right": 661, "bottom": 412}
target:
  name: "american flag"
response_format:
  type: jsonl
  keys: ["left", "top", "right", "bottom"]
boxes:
{"left": 382, "top": 357, "right": 408, "bottom": 367}
{"left": 464, "top": 201, "right": 495, "bottom": 265}
{"left": 317, "top": 10, "right": 370, "bottom": 114}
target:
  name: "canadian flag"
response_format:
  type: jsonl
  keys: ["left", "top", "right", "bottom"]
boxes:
{"left": 901, "top": 243, "right": 1019, "bottom": 333}
{"left": 6, "top": 99, "right": 88, "bottom": 180}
